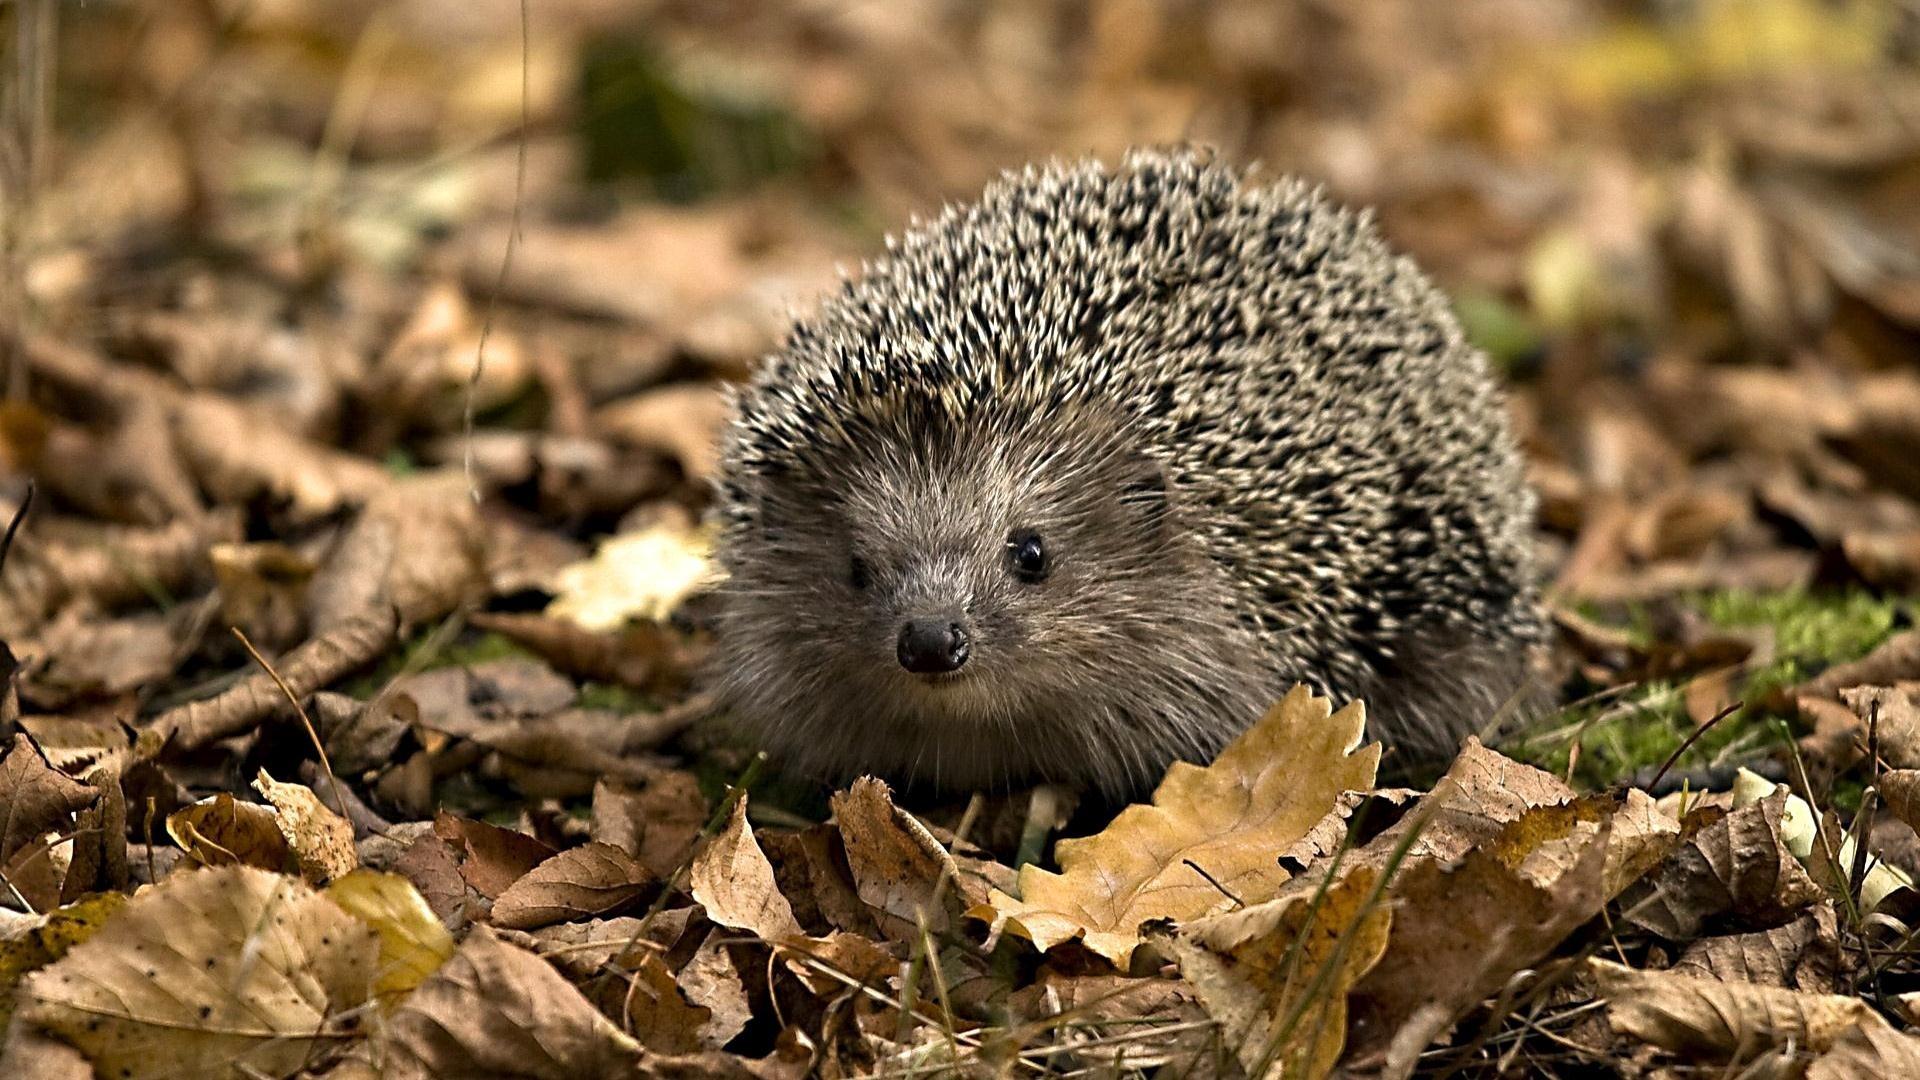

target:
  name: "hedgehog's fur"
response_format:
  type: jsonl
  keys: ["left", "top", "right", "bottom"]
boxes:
{"left": 712, "top": 148, "right": 1543, "bottom": 796}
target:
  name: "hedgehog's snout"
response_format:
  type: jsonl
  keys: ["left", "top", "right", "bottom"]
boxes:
{"left": 897, "top": 617, "right": 970, "bottom": 675}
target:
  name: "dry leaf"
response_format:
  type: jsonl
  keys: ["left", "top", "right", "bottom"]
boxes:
{"left": 983, "top": 685, "right": 1378, "bottom": 965}
{"left": 489, "top": 841, "right": 657, "bottom": 930}
{"left": 324, "top": 870, "right": 456, "bottom": 1002}
{"left": 0, "top": 892, "right": 125, "bottom": 1032}
{"left": 433, "top": 812, "right": 558, "bottom": 899}
{"left": 17, "top": 866, "right": 379, "bottom": 1079}
{"left": 1169, "top": 864, "right": 1392, "bottom": 1080}
{"left": 1620, "top": 789, "right": 1824, "bottom": 940}
{"left": 166, "top": 792, "right": 292, "bottom": 873}
{"left": 1807, "top": 1021, "right": 1920, "bottom": 1078}
{"left": 1672, "top": 904, "right": 1841, "bottom": 992}
{"left": 254, "top": 769, "right": 358, "bottom": 883}
{"left": 364, "top": 926, "right": 643, "bottom": 1079}
{"left": 593, "top": 773, "right": 708, "bottom": 880}
{"left": 1347, "top": 803, "right": 1613, "bottom": 1076}
{"left": 1593, "top": 958, "right": 1885, "bottom": 1060}
{"left": 834, "top": 777, "right": 983, "bottom": 940}
{"left": 150, "top": 607, "right": 400, "bottom": 750}
{"left": 594, "top": 382, "right": 731, "bottom": 483}
{"left": 0, "top": 734, "right": 95, "bottom": 886}
{"left": 689, "top": 794, "right": 803, "bottom": 942}
{"left": 547, "top": 520, "right": 719, "bottom": 632}
{"left": 305, "top": 471, "right": 487, "bottom": 633}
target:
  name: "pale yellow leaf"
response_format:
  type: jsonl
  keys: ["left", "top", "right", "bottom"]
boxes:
{"left": 983, "top": 684, "right": 1378, "bottom": 965}
{"left": 324, "top": 870, "right": 455, "bottom": 1002}
{"left": 547, "top": 521, "right": 719, "bottom": 631}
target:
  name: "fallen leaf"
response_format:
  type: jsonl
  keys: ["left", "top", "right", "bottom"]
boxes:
{"left": 305, "top": 471, "right": 486, "bottom": 633}
{"left": 594, "top": 381, "right": 731, "bottom": 483}
{"left": 17, "top": 866, "right": 379, "bottom": 1079}
{"left": 254, "top": 769, "right": 358, "bottom": 883}
{"left": 490, "top": 841, "right": 656, "bottom": 930}
{"left": 1807, "top": 1021, "right": 1920, "bottom": 1078}
{"left": 1593, "top": 957, "right": 1884, "bottom": 1060}
{"left": 1347, "top": 802, "right": 1613, "bottom": 1076}
{"left": 983, "top": 685, "right": 1379, "bottom": 965}
{"left": 689, "top": 794, "right": 803, "bottom": 941}
{"left": 433, "top": 812, "right": 557, "bottom": 899}
{"left": 1672, "top": 904, "right": 1841, "bottom": 992}
{"left": 0, "top": 733, "right": 95, "bottom": 892}
{"left": 593, "top": 772, "right": 708, "bottom": 880}
{"left": 324, "top": 870, "right": 456, "bottom": 1002}
{"left": 0, "top": 892, "right": 125, "bottom": 1031}
{"left": 1169, "top": 864, "right": 1392, "bottom": 1080}
{"left": 835, "top": 777, "right": 983, "bottom": 940}
{"left": 1620, "top": 789, "right": 1824, "bottom": 940}
{"left": 547, "top": 519, "right": 720, "bottom": 632}
{"left": 364, "top": 926, "right": 643, "bottom": 1079}
{"left": 166, "top": 792, "right": 292, "bottom": 873}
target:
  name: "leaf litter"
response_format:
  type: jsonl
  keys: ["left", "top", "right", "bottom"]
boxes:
{"left": 7, "top": 0, "right": 1920, "bottom": 1076}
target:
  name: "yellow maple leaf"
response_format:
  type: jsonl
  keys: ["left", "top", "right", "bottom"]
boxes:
{"left": 979, "top": 684, "right": 1379, "bottom": 965}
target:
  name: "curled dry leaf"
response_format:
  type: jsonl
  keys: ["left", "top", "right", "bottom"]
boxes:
{"left": 150, "top": 606, "right": 400, "bottom": 750}
{"left": 172, "top": 394, "right": 389, "bottom": 524}
{"left": 0, "top": 511, "right": 241, "bottom": 639}
{"left": 254, "top": 769, "right": 358, "bottom": 883}
{"left": 1168, "top": 864, "right": 1393, "bottom": 1080}
{"left": 17, "top": 866, "right": 380, "bottom": 1080}
{"left": 489, "top": 841, "right": 657, "bottom": 930}
{"left": 166, "top": 792, "right": 292, "bottom": 873}
{"left": 0, "top": 733, "right": 96, "bottom": 876}
{"left": 306, "top": 471, "right": 487, "bottom": 633}
{"left": 432, "top": 812, "right": 559, "bottom": 899}
{"left": 983, "top": 685, "right": 1379, "bottom": 965}
{"left": 689, "top": 794, "right": 803, "bottom": 942}
{"left": 471, "top": 610, "right": 698, "bottom": 694}
{"left": 834, "top": 777, "right": 986, "bottom": 939}
{"left": 323, "top": 869, "right": 456, "bottom": 1002}
{"left": 1807, "top": 1021, "right": 1920, "bottom": 1079}
{"left": 362, "top": 926, "right": 643, "bottom": 1080}
{"left": 1592, "top": 957, "right": 1885, "bottom": 1061}
{"left": 1347, "top": 801, "right": 1614, "bottom": 1077}
{"left": 1620, "top": 788, "right": 1824, "bottom": 940}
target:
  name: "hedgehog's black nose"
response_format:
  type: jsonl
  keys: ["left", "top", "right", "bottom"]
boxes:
{"left": 898, "top": 619, "right": 969, "bottom": 675}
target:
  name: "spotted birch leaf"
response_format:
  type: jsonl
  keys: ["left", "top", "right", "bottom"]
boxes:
{"left": 17, "top": 866, "right": 379, "bottom": 1079}
{"left": 980, "top": 685, "right": 1378, "bottom": 965}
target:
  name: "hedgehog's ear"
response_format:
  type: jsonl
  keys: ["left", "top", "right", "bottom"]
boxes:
{"left": 1119, "top": 457, "right": 1173, "bottom": 538}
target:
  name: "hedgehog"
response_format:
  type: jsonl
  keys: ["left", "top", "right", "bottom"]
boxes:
{"left": 710, "top": 148, "right": 1543, "bottom": 797}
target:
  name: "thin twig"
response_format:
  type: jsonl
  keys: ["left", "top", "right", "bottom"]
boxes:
{"left": 1647, "top": 699, "right": 1742, "bottom": 791}
{"left": 464, "top": 0, "right": 530, "bottom": 504}
{"left": 231, "top": 626, "right": 348, "bottom": 823}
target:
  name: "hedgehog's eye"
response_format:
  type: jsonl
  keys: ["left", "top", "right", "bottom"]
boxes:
{"left": 849, "top": 554, "right": 872, "bottom": 590}
{"left": 1006, "top": 530, "right": 1048, "bottom": 584}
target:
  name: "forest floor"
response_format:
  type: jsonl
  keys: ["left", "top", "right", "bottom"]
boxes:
{"left": 5, "top": 1, "right": 1920, "bottom": 1076}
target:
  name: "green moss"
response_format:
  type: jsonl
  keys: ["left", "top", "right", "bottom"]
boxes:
{"left": 1453, "top": 290, "right": 1543, "bottom": 375}
{"left": 341, "top": 628, "right": 533, "bottom": 700}
{"left": 576, "top": 682, "right": 657, "bottom": 713}
{"left": 1511, "top": 588, "right": 1903, "bottom": 787}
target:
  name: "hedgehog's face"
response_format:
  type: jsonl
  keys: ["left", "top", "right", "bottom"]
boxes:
{"left": 714, "top": 406, "right": 1212, "bottom": 782}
